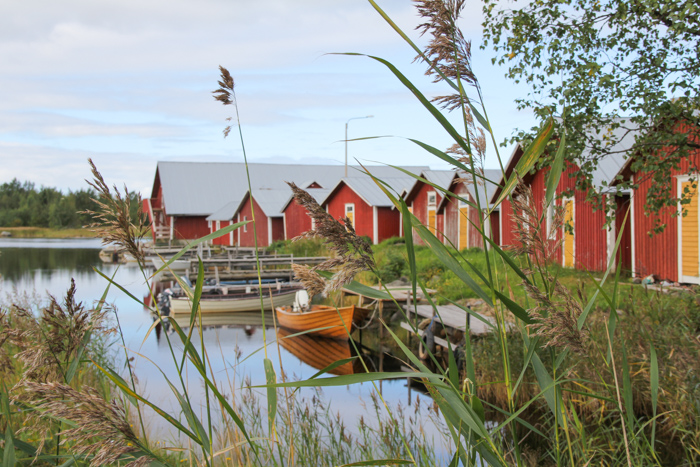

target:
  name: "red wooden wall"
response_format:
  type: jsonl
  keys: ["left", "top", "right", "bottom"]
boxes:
{"left": 237, "top": 195, "right": 270, "bottom": 247}
{"left": 325, "top": 184, "right": 374, "bottom": 241}
{"left": 441, "top": 183, "right": 486, "bottom": 249}
{"left": 283, "top": 199, "right": 312, "bottom": 239}
{"left": 377, "top": 206, "right": 401, "bottom": 242}
{"left": 408, "top": 181, "right": 444, "bottom": 245}
{"left": 173, "top": 216, "right": 209, "bottom": 240}
{"left": 498, "top": 163, "right": 609, "bottom": 272}
{"left": 631, "top": 123, "right": 700, "bottom": 281}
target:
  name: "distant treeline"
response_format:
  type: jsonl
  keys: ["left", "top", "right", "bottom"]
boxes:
{"left": 0, "top": 179, "right": 141, "bottom": 229}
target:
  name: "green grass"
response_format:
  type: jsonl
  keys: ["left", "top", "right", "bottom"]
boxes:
{"left": 0, "top": 226, "right": 101, "bottom": 238}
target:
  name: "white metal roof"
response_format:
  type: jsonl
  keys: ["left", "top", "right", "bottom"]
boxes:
{"left": 156, "top": 161, "right": 427, "bottom": 217}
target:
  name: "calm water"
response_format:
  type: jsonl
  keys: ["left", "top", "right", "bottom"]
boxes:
{"left": 0, "top": 238, "right": 448, "bottom": 450}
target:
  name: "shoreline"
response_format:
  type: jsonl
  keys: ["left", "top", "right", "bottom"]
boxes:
{"left": 0, "top": 227, "right": 99, "bottom": 239}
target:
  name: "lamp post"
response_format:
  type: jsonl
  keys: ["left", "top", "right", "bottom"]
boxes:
{"left": 345, "top": 115, "right": 373, "bottom": 177}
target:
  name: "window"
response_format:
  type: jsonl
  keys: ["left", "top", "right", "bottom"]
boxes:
{"left": 345, "top": 204, "right": 355, "bottom": 227}
{"left": 243, "top": 215, "right": 247, "bottom": 232}
{"left": 427, "top": 192, "right": 437, "bottom": 206}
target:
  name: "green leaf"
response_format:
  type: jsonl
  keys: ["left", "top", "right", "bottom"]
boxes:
{"left": 253, "top": 371, "right": 437, "bottom": 389}
{"left": 650, "top": 343, "right": 659, "bottom": 447}
{"left": 494, "top": 290, "right": 533, "bottom": 324}
{"left": 545, "top": 127, "right": 566, "bottom": 207}
{"left": 264, "top": 358, "right": 277, "bottom": 433}
{"left": 316, "top": 271, "right": 392, "bottom": 300}
{"left": 492, "top": 117, "right": 555, "bottom": 208}
{"left": 91, "top": 361, "right": 202, "bottom": 444}
{"left": 414, "top": 223, "right": 493, "bottom": 306}
{"left": 340, "top": 460, "right": 413, "bottom": 466}
{"left": 167, "top": 380, "right": 210, "bottom": 454}
{"left": 343, "top": 53, "right": 471, "bottom": 155}
{"left": 3, "top": 427, "right": 15, "bottom": 467}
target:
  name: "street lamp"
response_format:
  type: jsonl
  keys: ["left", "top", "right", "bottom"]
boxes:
{"left": 345, "top": 115, "right": 374, "bottom": 177}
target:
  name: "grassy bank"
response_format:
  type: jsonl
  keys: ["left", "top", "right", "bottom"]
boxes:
{"left": 0, "top": 226, "right": 100, "bottom": 238}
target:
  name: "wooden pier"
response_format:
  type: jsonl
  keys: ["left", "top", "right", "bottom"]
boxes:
{"left": 400, "top": 304, "right": 500, "bottom": 350}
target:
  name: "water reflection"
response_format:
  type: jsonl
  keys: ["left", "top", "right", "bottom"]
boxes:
{"left": 1, "top": 239, "right": 447, "bottom": 453}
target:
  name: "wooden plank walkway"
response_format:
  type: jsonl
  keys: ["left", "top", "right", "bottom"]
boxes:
{"left": 342, "top": 285, "right": 437, "bottom": 303}
{"left": 402, "top": 304, "right": 498, "bottom": 335}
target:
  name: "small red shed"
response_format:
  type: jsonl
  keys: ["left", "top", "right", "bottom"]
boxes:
{"left": 437, "top": 169, "right": 502, "bottom": 250}
{"left": 321, "top": 176, "right": 415, "bottom": 244}
{"left": 617, "top": 121, "right": 700, "bottom": 283}
{"left": 492, "top": 139, "right": 629, "bottom": 273}
{"left": 403, "top": 170, "right": 456, "bottom": 245}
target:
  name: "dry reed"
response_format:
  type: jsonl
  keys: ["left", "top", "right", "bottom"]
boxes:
{"left": 82, "top": 159, "right": 148, "bottom": 266}
{"left": 286, "top": 182, "right": 375, "bottom": 296}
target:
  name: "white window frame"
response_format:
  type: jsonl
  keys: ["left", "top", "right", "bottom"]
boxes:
{"left": 427, "top": 191, "right": 437, "bottom": 207}
{"left": 243, "top": 215, "right": 248, "bottom": 232}
{"left": 345, "top": 203, "right": 355, "bottom": 227}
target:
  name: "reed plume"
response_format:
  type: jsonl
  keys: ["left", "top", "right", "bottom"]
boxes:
{"left": 286, "top": 182, "right": 375, "bottom": 295}
{"left": 14, "top": 279, "right": 112, "bottom": 384}
{"left": 509, "top": 180, "right": 588, "bottom": 355}
{"left": 414, "top": 0, "right": 477, "bottom": 110}
{"left": 20, "top": 381, "right": 150, "bottom": 467}
{"left": 82, "top": 159, "right": 148, "bottom": 266}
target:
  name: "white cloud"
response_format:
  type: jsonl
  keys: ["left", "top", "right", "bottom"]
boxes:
{"left": 0, "top": 0, "right": 531, "bottom": 194}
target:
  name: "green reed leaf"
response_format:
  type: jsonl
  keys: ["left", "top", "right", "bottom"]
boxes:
{"left": 340, "top": 459, "right": 413, "bottom": 466}
{"left": 264, "top": 358, "right": 277, "bottom": 433}
{"left": 650, "top": 343, "right": 659, "bottom": 447}
{"left": 167, "top": 380, "right": 210, "bottom": 455}
{"left": 3, "top": 426, "right": 15, "bottom": 467}
{"left": 545, "top": 127, "right": 566, "bottom": 208}
{"left": 414, "top": 223, "right": 493, "bottom": 306}
{"left": 254, "top": 371, "right": 440, "bottom": 389}
{"left": 316, "top": 271, "right": 392, "bottom": 300}
{"left": 91, "top": 361, "right": 202, "bottom": 444}
{"left": 492, "top": 117, "right": 554, "bottom": 209}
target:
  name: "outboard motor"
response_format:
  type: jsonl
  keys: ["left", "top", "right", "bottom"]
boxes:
{"left": 157, "top": 288, "right": 174, "bottom": 317}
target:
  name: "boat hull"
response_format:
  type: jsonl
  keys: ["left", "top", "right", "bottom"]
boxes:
{"left": 275, "top": 305, "right": 363, "bottom": 339}
{"left": 171, "top": 288, "right": 298, "bottom": 314}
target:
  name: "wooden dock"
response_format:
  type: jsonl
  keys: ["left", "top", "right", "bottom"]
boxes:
{"left": 399, "top": 304, "right": 500, "bottom": 350}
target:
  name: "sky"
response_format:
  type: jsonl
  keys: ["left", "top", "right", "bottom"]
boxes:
{"left": 0, "top": 0, "right": 537, "bottom": 196}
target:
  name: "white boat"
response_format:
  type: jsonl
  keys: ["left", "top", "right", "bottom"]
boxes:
{"left": 169, "top": 284, "right": 302, "bottom": 314}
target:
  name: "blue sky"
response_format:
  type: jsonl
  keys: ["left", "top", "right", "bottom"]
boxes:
{"left": 0, "top": 0, "right": 537, "bottom": 195}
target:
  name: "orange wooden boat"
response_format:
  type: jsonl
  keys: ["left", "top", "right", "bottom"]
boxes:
{"left": 277, "top": 328, "right": 356, "bottom": 375}
{"left": 275, "top": 304, "right": 367, "bottom": 340}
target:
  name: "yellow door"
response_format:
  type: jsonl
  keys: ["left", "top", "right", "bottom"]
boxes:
{"left": 563, "top": 199, "right": 575, "bottom": 268}
{"left": 459, "top": 205, "right": 468, "bottom": 250}
{"left": 681, "top": 181, "right": 699, "bottom": 281}
{"left": 428, "top": 209, "right": 436, "bottom": 234}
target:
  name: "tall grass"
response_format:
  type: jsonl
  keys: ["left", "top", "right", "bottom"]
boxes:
{"left": 2, "top": 1, "right": 699, "bottom": 466}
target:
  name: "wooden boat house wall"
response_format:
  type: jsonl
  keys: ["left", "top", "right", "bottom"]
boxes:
{"left": 321, "top": 174, "right": 422, "bottom": 245}
{"left": 492, "top": 128, "right": 633, "bottom": 273}
{"left": 281, "top": 187, "right": 330, "bottom": 240}
{"left": 403, "top": 170, "right": 456, "bottom": 245}
{"left": 156, "top": 163, "right": 430, "bottom": 248}
{"left": 437, "top": 169, "right": 502, "bottom": 250}
{"left": 147, "top": 162, "right": 354, "bottom": 243}
{"left": 616, "top": 120, "right": 700, "bottom": 283}
{"left": 145, "top": 162, "right": 242, "bottom": 242}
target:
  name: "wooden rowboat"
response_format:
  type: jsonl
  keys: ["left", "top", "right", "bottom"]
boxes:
{"left": 275, "top": 304, "right": 368, "bottom": 340}
{"left": 170, "top": 286, "right": 301, "bottom": 314}
{"left": 277, "top": 328, "right": 356, "bottom": 375}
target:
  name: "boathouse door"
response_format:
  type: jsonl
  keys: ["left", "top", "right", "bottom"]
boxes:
{"left": 563, "top": 197, "right": 575, "bottom": 268}
{"left": 678, "top": 177, "right": 700, "bottom": 284}
{"left": 458, "top": 200, "right": 468, "bottom": 250}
